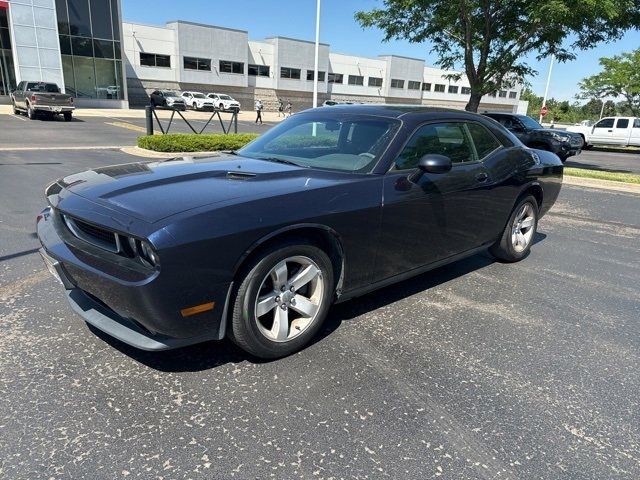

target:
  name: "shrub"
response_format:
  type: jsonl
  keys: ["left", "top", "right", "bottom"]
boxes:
{"left": 137, "top": 133, "right": 259, "bottom": 152}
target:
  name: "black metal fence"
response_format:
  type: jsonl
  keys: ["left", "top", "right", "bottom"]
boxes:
{"left": 144, "top": 106, "right": 239, "bottom": 136}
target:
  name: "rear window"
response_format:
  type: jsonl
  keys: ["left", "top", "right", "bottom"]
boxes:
{"left": 616, "top": 119, "right": 629, "bottom": 129}
{"left": 27, "top": 82, "right": 60, "bottom": 93}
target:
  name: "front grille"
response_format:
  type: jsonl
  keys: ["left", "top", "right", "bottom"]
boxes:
{"left": 63, "top": 215, "right": 120, "bottom": 253}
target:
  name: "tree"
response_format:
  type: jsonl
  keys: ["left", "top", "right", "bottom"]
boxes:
{"left": 578, "top": 49, "right": 640, "bottom": 116}
{"left": 355, "top": 1, "right": 640, "bottom": 112}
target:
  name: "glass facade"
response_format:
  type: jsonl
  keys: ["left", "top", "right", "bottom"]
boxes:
{"left": 55, "top": 0, "right": 123, "bottom": 99}
{"left": 0, "top": 6, "right": 16, "bottom": 96}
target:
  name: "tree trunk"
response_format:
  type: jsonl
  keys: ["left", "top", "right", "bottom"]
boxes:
{"left": 465, "top": 92, "right": 483, "bottom": 112}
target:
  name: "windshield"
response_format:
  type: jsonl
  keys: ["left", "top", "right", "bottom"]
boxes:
{"left": 27, "top": 82, "right": 60, "bottom": 93}
{"left": 238, "top": 114, "right": 399, "bottom": 173}
{"left": 518, "top": 115, "right": 543, "bottom": 129}
{"left": 219, "top": 95, "right": 232, "bottom": 100}
{"left": 193, "top": 93, "right": 206, "bottom": 99}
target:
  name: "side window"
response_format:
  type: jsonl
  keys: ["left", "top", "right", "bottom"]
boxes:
{"left": 395, "top": 122, "right": 476, "bottom": 170}
{"left": 634, "top": 119, "right": 640, "bottom": 129}
{"left": 616, "top": 119, "right": 629, "bottom": 129}
{"left": 594, "top": 118, "right": 614, "bottom": 128}
{"left": 467, "top": 123, "right": 501, "bottom": 159}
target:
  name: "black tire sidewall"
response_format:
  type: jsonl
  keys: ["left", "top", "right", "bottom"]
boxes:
{"left": 231, "top": 243, "right": 334, "bottom": 359}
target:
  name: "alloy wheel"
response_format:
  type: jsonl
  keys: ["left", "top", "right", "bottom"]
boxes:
{"left": 254, "top": 256, "right": 324, "bottom": 342}
{"left": 511, "top": 203, "right": 536, "bottom": 252}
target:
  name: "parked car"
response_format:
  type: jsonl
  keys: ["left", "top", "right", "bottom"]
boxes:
{"left": 566, "top": 117, "right": 640, "bottom": 147}
{"left": 483, "top": 112, "right": 583, "bottom": 162}
{"left": 37, "top": 105, "right": 562, "bottom": 359}
{"left": 149, "top": 90, "right": 187, "bottom": 110}
{"left": 181, "top": 91, "right": 214, "bottom": 111}
{"left": 207, "top": 93, "right": 241, "bottom": 112}
{"left": 11, "top": 81, "right": 75, "bottom": 121}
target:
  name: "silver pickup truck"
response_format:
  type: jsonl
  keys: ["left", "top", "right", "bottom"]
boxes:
{"left": 10, "top": 81, "right": 75, "bottom": 121}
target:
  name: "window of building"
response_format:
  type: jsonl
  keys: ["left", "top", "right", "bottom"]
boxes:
{"left": 489, "top": 91, "right": 497, "bottom": 97}
{"left": 0, "top": 8, "right": 16, "bottom": 96}
{"left": 249, "top": 64, "right": 270, "bottom": 77}
{"left": 328, "top": 73, "right": 343, "bottom": 84}
{"left": 306, "top": 70, "right": 326, "bottom": 81}
{"left": 509, "top": 91, "right": 517, "bottom": 99}
{"left": 448, "top": 85, "right": 459, "bottom": 94}
{"left": 390, "top": 79, "right": 404, "bottom": 89}
{"left": 499, "top": 90, "right": 507, "bottom": 98}
{"left": 466, "top": 123, "right": 501, "bottom": 159}
{"left": 184, "top": 56, "right": 211, "bottom": 71}
{"left": 348, "top": 75, "right": 364, "bottom": 86}
{"left": 461, "top": 87, "right": 471, "bottom": 95}
{"left": 220, "top": 60, "right": 244, "bottom": 74}
{"left": 616, "top": 119, "right": 629, "bottom": 129}
{"left": 422, "top": 83, "right": 431, "bottom": 91}
{"left": 140, "top": 52, "right": 170, "bottom": 68}
{"left": 280, "top": 66, "right": 301, "bottom": 79}
{"left": 369, "top": 77, "right": 383, "bottom": 87}
{"left": 434, "top": 84, "right": 445, "bottom": 92}
{"left": 395, "top": 122, "right": 476, "bottom": 169}
{"left": 408, "top": 81, "right": 421, "bottom": 90}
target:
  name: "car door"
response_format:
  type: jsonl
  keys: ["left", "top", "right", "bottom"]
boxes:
{"left": 590, "top": 118, "right": 615, "bottom": 143}
{"left": 14, "top": 81, "right": 25, "bottom": 107}
{"left": 377, "top": 121, "right": 497, "bottom": 279}
{"left": 609, "top": 118, "right": 632, "bottom": 145}
{"left": 631, "top": 119, "right": 640, "bottom": 146}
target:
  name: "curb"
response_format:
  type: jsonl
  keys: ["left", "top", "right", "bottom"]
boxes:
{"left": 563, "top": 175, "right": 640, "bottom": 194}
{"left": 121, "top": 146, "right": 223, "bottom": 158}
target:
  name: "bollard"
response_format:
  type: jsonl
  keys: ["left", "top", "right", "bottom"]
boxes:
{"left": 145, "top": 105, "right": 154, "bottom": 135}
{"left": 233, "top": 110, "right": 238, "bottom": 134}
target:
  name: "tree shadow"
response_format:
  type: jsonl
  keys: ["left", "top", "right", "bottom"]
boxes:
{"left": 91, "top": 232, "right": 547, "bottom": 372}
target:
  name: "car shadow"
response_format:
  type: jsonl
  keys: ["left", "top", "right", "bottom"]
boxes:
{"left": 92, "top": 232, "right": 547, "bottom": 372}
{"left": 565, "top": 159, "right": 635, "bottom": 174}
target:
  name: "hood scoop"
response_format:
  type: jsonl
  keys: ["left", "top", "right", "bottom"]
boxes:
{"left": 226, "top": 171, "right": 257, "bottom": 180}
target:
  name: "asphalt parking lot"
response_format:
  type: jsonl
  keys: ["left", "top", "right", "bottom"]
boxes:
{"left": 1, "top": 145, "right": 639, "bottom": 478}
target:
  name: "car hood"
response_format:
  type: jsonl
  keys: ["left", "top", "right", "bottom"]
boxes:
{"left": 54, "top": 155, "right": 354, "bottom": 223}
{"left": 534, "top": 128, "right": 579, "bottom": 137}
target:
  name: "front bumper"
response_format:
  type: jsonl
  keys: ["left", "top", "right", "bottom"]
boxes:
{"left": 34, "top": 105, "right": 75, "bottom": 113}
{"left": 37, "top": 208, "right": 231, "bottom": 351}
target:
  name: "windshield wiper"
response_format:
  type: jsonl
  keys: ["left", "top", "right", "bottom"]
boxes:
{"left": 222, "top": 150, "right": 238, "bottom": 155}
{"left": 254, "top": 156, "right": 308, "bottom": 168}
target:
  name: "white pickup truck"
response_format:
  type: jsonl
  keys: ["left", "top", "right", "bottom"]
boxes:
{"left": 566, "top": 117, "right": 640, "bottom": 147}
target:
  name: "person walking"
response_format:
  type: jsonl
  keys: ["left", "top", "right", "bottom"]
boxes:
{"left": 286, "top": 101, "right": 292, "bottom": 117}
{"left": 277, "top": 99, "right": 284, "bottom": 117}
{"left": 254, "top": 99, "right": 263, "bottom": 124}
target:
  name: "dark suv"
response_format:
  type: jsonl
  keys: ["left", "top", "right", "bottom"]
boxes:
{"left": 483, "top": 113, "right": 583, "bottom": 162}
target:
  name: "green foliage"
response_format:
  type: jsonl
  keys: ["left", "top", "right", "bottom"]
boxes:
{"left": 137, "top": 133, "right": 259, "bottom": 152}
{"left": 267, "top": 135, "right": 337, "bottom": 149}
{"left": 355, "top": 1, "right": 640, "bottom": 112}
{"left": 578, "top": 49, "right": 640, "bottom": 116}
{"left": 565, "top": 167, "right": 640, "bottom": 185}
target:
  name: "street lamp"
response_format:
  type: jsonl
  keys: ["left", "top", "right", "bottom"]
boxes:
{"left": 539, "top": 54, "right": 554, "bottom": 124}
{"left": 312, "top": 0, "right": 321, "bottom": 108}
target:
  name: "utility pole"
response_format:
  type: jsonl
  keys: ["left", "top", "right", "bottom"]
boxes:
{"left": 312, "top": 0, "right": 321, "bottom": 109}
{"left": 539, "top": 54, "right": 554, "bottom": 124}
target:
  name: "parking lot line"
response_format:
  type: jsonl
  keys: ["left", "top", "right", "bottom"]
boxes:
{"left": 104, "top": 121, "right": 147, "bottom": 133}
{"left": 5, "top": 113, "right": 27, "bottom": 122}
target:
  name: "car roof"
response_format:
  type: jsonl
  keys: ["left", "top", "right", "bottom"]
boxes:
{"left": 302, "top": 103, "right": 491, "bottom": 121}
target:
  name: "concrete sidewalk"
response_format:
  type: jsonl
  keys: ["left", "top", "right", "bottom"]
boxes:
{"left": 0, "top": 104, "right": 287, "bottom": 123}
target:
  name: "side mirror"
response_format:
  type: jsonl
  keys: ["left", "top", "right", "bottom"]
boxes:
{"left": 408, "top": 154, "right": 452, "bottom": 182}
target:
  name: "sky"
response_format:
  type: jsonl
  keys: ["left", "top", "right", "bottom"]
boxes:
{"left": 122, "top": 0, "right": 640, "bottom": 103}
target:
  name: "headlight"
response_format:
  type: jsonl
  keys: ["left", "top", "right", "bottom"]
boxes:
{"left": 551, "top": 132, "right": 570, "bottom": 142}
{"left": 126, "top": 237, "right": 159, "bottom": 267}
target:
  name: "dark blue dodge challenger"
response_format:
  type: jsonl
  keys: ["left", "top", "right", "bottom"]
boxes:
{"left": 37, "top": 105, "right": 563, "bottom": 359}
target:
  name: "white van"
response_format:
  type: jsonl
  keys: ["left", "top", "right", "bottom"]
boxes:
{"left": 566, "top": 117, "right": 640, "bottom": 147}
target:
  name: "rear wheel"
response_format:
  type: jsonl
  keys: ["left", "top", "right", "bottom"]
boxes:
{"left": 63, "top": 112, "right": 72, "bottom": 122}
{"left": 229, "top": 241, "right": 334, "bottom": 359}
{"left": 27, "top": 103, "right": 36, "bottom": 120}
{"left": 489, "top": 195, "right": 539, "bottom": 262}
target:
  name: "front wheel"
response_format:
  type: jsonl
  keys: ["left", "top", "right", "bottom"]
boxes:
{"left": 12, "top": 101, "right": 19, "bottom": 115}
{"left": 229, "top": 242, "right": 334, "bottom": 359}
{"left": 489, "top": 195, "right": 539, "bottom": 262}
{"left": 63, "top": 112, "right": 72, "bottom": 122}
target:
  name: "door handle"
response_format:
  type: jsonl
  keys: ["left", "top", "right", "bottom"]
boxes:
{"left": 475, "top": 172, "right": 489, "bottom": 183}
{"left": 607, "top": 129, "right": 613, "bottom": 132}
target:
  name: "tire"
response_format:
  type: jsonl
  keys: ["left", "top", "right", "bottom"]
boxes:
{"left": 489, "top": 195, "right": 539, "bottom": 263}
{"left": 63, "top": 112, "right": 72, "bottom": 122}
{"left": 27, "top": 103, "right": 36, "bottom": 120}
{"left": 219, "top": 103, "right": 225, "bottom": 111}
{"left": 12, "top": 101, "right": 19, "bottom": 115}
{"left": 229, "top": 241, "right": 335, "bottom": 359}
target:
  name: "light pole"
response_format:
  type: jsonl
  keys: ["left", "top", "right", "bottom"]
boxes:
{"left": 312, "top": 0, "right": 321, "bottom": 108}
{"left": 539, "top": 54, "right": 554, "bottom": 124}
